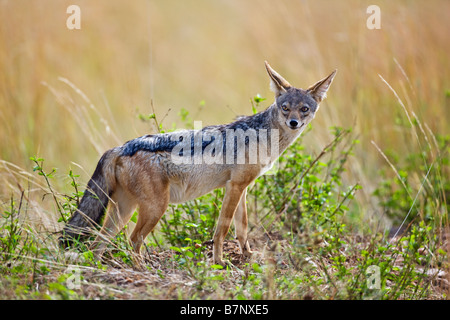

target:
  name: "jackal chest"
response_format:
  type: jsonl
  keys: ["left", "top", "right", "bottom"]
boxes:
{"left": 259, "top": 160, "right": 276, "bottom": 176}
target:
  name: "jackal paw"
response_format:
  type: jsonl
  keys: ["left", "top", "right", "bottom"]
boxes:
{"left": 213, "top": 258, "right": 232, "bottom": 268}
{"left": 243, "top": 249, "right": 253, "bottom": 258}
{"left": 215, "top": 260, "right": 225, "bottom": 267}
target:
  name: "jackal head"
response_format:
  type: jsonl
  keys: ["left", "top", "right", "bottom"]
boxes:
{"left": 265, "top": 61, "right": 336, "bottom": 130}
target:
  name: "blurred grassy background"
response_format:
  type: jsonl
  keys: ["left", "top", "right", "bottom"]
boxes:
{"left": 0, "top": 0, "right": 449, "bottom": 221}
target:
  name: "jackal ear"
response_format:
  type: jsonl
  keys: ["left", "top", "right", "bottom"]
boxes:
{"left": 306, "top": 70, "right": 337, "bottom": 103}
{"left": 265, "top": 61, "right": 292, "bottom": 97}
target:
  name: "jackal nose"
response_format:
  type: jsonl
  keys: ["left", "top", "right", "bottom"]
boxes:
{"left": 289, "top": 119, "right": 299, "bottom": 128}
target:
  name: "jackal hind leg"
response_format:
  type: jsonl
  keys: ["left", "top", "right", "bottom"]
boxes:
{"left": 91, "top": 187, "right": 136, "bottom": 258}
{"left": 234, "top": 188, "right": 253, "bottom": 257}
{"left": 130, "top": 190, "right": 169, "bottom": 254}
{"left": 213, "top": 180, "right": 247, "bottom": 266}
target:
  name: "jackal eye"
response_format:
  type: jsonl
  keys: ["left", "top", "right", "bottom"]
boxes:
{"left": 300, "top": 106, "right": 310, "bottom": 112}
{"left": 281, "top": 103, "right": 289, "bottom": 111}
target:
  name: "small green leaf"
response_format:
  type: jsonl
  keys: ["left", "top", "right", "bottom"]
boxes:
{"left": 252, "top": 263, "right": 263, "bottom": 273}
{"left": 130, "top": 211, "right": 138, "bottom": 223}
{"left": 253, "top": 94, "right": 266, "bottom": 104}
{"left": 170, "top": 246, "right": 181, "bottom": 253}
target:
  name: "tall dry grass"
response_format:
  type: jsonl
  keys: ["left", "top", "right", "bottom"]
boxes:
{"left": 0, "top": 0, "right": 449, "bottom": 228}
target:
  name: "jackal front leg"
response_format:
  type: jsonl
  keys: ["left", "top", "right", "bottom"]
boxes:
{"left": 213, "top": 180, "right": 246, "bottom": 266}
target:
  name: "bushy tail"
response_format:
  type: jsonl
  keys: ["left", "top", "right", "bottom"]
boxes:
{"left": 60, "top": 148, "right": 119, "bottom": 245}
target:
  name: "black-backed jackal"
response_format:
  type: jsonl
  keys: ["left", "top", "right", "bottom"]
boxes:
{"left": 61, "top": 62, "right": 336, "bottom": 266}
